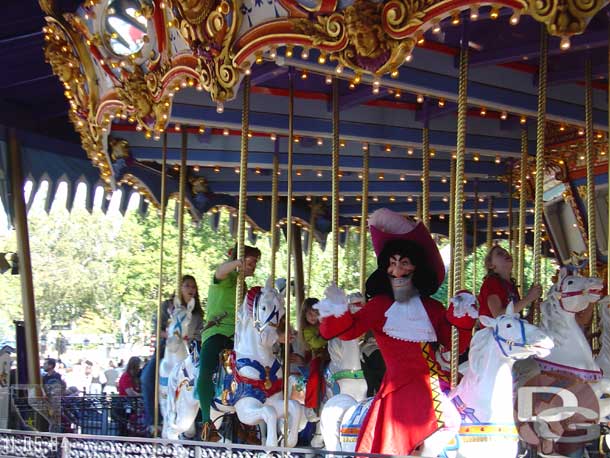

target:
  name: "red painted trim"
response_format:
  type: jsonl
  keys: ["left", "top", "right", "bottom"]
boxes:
{"left": 276, "top": 0, "right": 309, "bottom": 17}
{"left": 153, "top": 0, "right": 166, "bottom": 56}
{"left": 366, "top": 99, "right": 418, "bottom": 110}
{"left": 420, "top": 40, "right": 537, "bottom": 75}
{"left": 88, "top": 44, "right": 119, "bottom": 84}
{"left": 420, "top": 41, "right": 458, "bottom": 56}
{"left": 576, "top": 81, "right": 608, "bottom": 91}
{"left": 567, "top": 163, "right": 609, "bottom": 180}
{"left": 251, "top": 86, "right": 330, "bottom": 100}
{"left": 500, "top": 62, "right": 536, "bottom": 74}
{"left": 112, "top": 123, "right": 284, "bottom": 139}
{"left": 383, "top": 0, "right": 524, "bottom": 40}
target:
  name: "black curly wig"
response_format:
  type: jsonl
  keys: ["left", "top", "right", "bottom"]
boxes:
{"left": 365, "top": 239, "right": 440, "bottom": 300}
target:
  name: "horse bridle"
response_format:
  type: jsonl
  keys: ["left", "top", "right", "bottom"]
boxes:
{"left": 492, "top": 316, "right": 528, "bottom": 357}
{"left": 556, "top": 275, "right": 590, "bottom": 313}
{"left": 252, "top": 290, "right": 280, "bottom": 333}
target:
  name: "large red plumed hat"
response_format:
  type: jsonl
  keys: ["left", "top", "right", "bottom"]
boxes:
{"left": 369, "top": 208, "right": 445, "bottom": 286}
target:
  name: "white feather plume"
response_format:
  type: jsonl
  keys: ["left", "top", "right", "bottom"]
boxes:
{"left": 368, "top": 208, "right": 415, "bottom": 235}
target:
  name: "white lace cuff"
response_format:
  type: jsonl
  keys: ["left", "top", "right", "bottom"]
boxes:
{"left": 314, "top": 297, "right": 348, "bottom": 318}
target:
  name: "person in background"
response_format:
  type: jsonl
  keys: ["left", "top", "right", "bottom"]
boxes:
{"left": 197, "top": 245, "right": 260, "bottom": 442}
{"left": 299, "top": 298, "right": 328, "bottom": 415}
{"left": 118, "top": 356, "right": 141, "bottom": 396}
{"left": 478, "top": 244, "right": 541, "bottom": 318}
{"left": 42, "top": 358, "right": 65, "bottom": 395}
{"left": 140, "top": 274, "right": 203, "bottom": 435}
{"left": 103, "top": 360, "right": 119, "bottom": 394}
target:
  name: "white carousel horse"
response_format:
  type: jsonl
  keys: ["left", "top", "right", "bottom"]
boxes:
{"left": 318, "top": 337, "right": 368, "bottom": 451}
{"left": 159, "top": 296, "right": 195, "bottom": 438}
{"left": 443, "top": 304, "right": 553, "bottom": 458}
{"left": 319, "top": 294, "right": 553, "bottom": 458}
{"left": 516, "top": 267, "right": 610, "bottom": 419}
{"left": 164, "top": 279, "right": 304, "bottom": 446}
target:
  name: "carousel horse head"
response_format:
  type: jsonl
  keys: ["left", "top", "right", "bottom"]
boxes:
{"left": 249, "top": 277, "right": 284, "bottom": 332}
{"left": 476, "top": 302, "right": 554, "bottom": 364}
{"left": 236, "top": 278, "right": 285, "bottom": 348}
{"left": 165, "top": 295, "right": 196, "bottom": 353}
{"left": 547, "top": 267, "right": 603, "bottom": 314}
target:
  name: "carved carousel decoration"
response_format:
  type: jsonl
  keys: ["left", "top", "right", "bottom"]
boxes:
{"left": 39, "top": 0, "right": 607, "bottom": 187}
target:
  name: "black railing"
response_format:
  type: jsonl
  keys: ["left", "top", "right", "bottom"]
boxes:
{"left": 10, "top": 390, "right": 146, "bottom": 437}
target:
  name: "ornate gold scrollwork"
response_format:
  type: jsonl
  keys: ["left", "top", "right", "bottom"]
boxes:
{"left": 293, "top": 0, "right": 410, "bottom": 75}
{"left": 383, "top": 0, "right": 440, "bottom": 36}
{"left": 525, "top": 0, "right": 607, "bottom": 36}
{"left": 116, "top": 65, "right": 171, "bottom": 134}
{"left": 43, "top": 20, "right": 110, "bottom": 183}
{"left": 170, "top": 0, "right": 242, "bottom": 102}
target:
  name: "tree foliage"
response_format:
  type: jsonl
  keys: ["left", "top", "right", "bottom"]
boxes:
{"left": 0, "top": 196, "right": 557, "bottom": 345}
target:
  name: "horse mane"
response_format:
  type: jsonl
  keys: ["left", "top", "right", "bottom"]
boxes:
{"left": 468, "top": 326, "right": 494, "bottom": 377}
{"left": 540, "top": 284, "right": 571, "bottom": 344}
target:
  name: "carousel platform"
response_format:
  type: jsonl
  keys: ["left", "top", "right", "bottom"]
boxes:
{"left": 0, "top": 428, "right": 402, "bottom": 458}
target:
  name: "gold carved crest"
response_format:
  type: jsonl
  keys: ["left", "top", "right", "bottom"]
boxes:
{"left": 525, "top": 0, "right": 607, "bottom": 36}
{"left": 117, "top": 65, "right": 171, "bottom": 134}
{"left": 293, "top": 0, "right": 411, "bottom": 75}
{"left": 170, "top": 0, "right": 242, "bottom": 102}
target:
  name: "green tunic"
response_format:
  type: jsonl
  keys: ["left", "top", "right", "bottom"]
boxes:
{"left": 201, "top": 270, "right": 238, "bottom": 343}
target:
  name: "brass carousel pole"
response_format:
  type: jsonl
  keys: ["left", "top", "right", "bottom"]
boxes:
{"left": 331, "top": 77, "right": 340, "bottom": 285}
{"left": 422, "top": 124, "right": 430, "bottom": 228}
{"left": 282, "top": 68, "right": 295, "bottom": 442}
{"left": 451, "top": 40, "right": 469, "bottom": 389}
{"left": 177, "top": 131, "right": 188, "bottom": 288}
{"left": 473, "top": 184, "right": 478, "bottom": 295}
{"left": 448, "top": 157, "right": 456, "bottom": 302}
{"left": 585, "top": 56, "right": 599, "bottom": 351}
{"left": 508, "top": 160, "right": 514, "bottom": 278}
{"left": 532, "top": 26, "right": 548, "bottom": 326}
{"left": 307, "top": 198, "right": 316, "bottom": 298}
{"left": 270, "top": 148, "right": 280, "bottom": 283}
{"left": 8, "top": 128, "right": 41, "bottom": 393}
{"left": 152, "top": 133, "right": 168, "bottom": 437}
{"left": 518, "top": 128, "right": 528, "bottom": 298}
{"left": 487, "top": 197, "right": 494, "bottom": 250}
{"left": 236, "top": 76, "right": 251, "bottom": 308}
{"left": 360, "top": 145, "right": 370, "bottom": 295}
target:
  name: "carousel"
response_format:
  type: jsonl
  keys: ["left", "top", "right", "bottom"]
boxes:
{"left": 1, "top": 0, "right": 610, "bottom": 455}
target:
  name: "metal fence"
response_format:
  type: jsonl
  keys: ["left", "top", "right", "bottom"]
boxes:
{"left": 9, "top": 389, "right": 146, "bottom": 437}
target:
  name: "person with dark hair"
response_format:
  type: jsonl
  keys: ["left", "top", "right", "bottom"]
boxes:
{"left": 197, "top": 244, "right": 261, "bottom": 441}
{"left": 42, "top": 358, "right": 65, "bottom": 394}
{"left": 118, "top": 356, "right": 141, "bottom": 396}
{"left": 478, "top": 244, "right": 541, "bottom": 318}
{"left": 315, "top": 208, "right": 477, "bottom": 456}
{"left": 299, "top": 297, "right": 327, "bottom": 414}
{"left": 140, "top": 274, "right": 204, "bottom": 434}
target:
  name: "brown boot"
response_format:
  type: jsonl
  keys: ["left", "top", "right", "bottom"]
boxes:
{"left": 201, "top": 420, "right": 221, "bottom": 442}
{"left": 237, "top": 424, "right": 259, "bottom": 445}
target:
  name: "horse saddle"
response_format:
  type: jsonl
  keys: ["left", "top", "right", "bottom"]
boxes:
{"left": 213, "top": 350, "right": 283, "bottom": 408}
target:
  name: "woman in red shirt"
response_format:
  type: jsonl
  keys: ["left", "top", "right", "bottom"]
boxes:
{"left": 478, "top": 245, "right": 541, "bottom": 318}
{"left": 118, "top": 356, "right": 141, "bottom": 396}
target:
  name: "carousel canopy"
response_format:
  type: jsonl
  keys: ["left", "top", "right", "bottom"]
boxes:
{"left": 1, "top": 0, "right": 609, "bottom": 260}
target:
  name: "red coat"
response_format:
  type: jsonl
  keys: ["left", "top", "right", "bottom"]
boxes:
{"left": 320, "top": 295, "right": 473, "bottom": 455}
